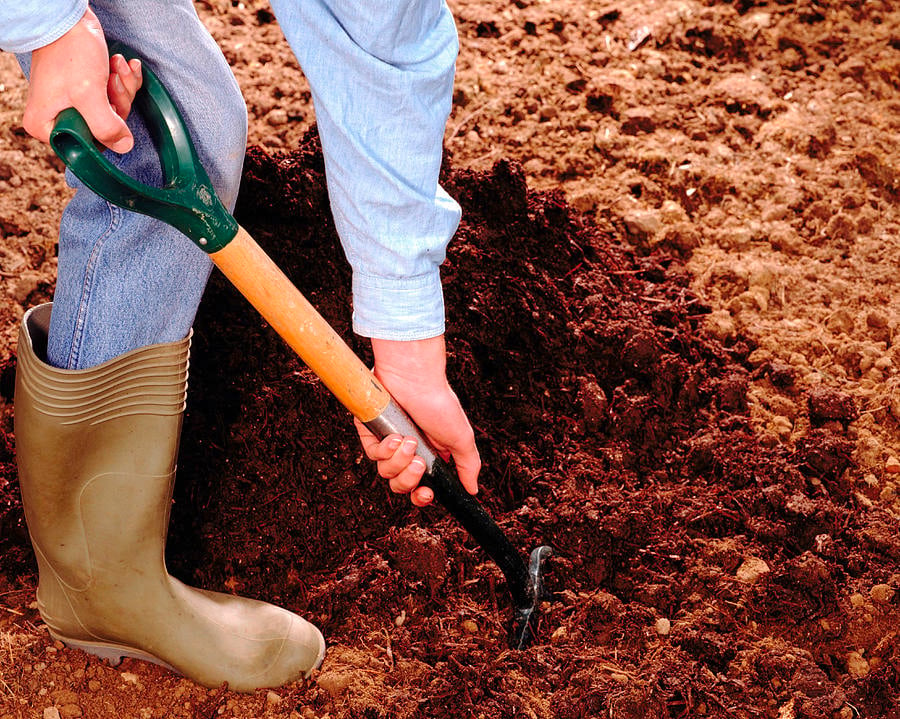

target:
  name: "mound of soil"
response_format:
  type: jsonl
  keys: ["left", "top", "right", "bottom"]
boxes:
{"left": 2, "top": 135, "right": 898, "bottom": 718}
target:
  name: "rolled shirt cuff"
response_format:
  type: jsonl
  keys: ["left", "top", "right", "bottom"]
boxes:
{"left": 352, "top": 269, "right": 445, "bottom": 341}
{"left": 0, "top": 0, "right": 88, "bottom": 54}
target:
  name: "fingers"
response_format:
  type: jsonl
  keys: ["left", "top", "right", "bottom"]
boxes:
{"left": 107, "top": 55, "right": 142, "bottom": 120}
{"left": 354, "top": 421, "right": 430, "bottom": 501}
{"left": 410, "top": 485, "right": 434, "bottom": 507}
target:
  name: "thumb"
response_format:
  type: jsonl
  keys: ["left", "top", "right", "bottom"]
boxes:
{"left": 450, "top": 444, "right": 481, "bottom": 496}
{"left": 77, "top": 96, "right": 134, "bottom": 153}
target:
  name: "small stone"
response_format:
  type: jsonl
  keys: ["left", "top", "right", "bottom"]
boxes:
{"left": 654, "top": 618, "right": 671, "bottom": 636}
{"left": 266, "top": 691, "right": 282, "bottom": 706}
{"left": 849, "top": 593, "right": 866, "bottom": 608}
{"left": 846, "top": 651, "right": 869, "bottom": 678}
{"left": 461, "top": 619, "right": 479, "bottom": 634}
{"left": 538, "top": 104, "right": 558, "bottom": 121}
{"left": 87, "top": 681, "right": 100, "bottom": 692}
{"left": 50, "top": 691, "right": 78, "bottom": 705}
{"left": 659, "top": 200, "right": 688, "bottom": 224}
{"left": 826, "top": 308, "right": 855, "bottom": 334}
{"left": 870, "top": 584, "right": 895, "bottom": 604}
{"left": 59, "top": 706, "right": 82, "bottom": 719}
{"left": 620, "top": 107, "right": 655, "bottom": 134}
{"left": 705, "top": 309, "right": 736, "bottom": 342}
{"left": 266, "top": 108, "right": 289, "bottom": 126}
{"left": 721, "top": 226, "right": 753, "bottom": 250}
{"left": 808, "top": 386, "right": 857, "bottom": 424}
{"left": 736, "top": 557, "right": 770, "bottom": 584}
{"left": 43, "top": 710, "right": 61, "bottom": 719}
{"left": 866, "top": 310, "right": 889, "bottom": 329}
{"left": 120, "top": 672, "right": 140, "bottom": 685}
{"left": 885, "top": 457, "right": 900, "bottom": 474}
{"left": 317, "top": 671, "right": 352, "bottom": 697}
{"left": 570, "top": 188, "right": 602, "bottom": 214}
{"left": 611, "top": 672, "right": 630, "bottom": 684}
{"left": 550, "top": 626, "right": 567, "bottom": 644}
{"left": 394, "top": 610, "right": 406, "bottom": 627}
{"left": 622, "top": 209, "right": 662, "bottom": 238}
{"left": 593, "top": 124, "right": 619, "bottom": 150}
{"left": 579, "top": 376, "right": 608, "bottom": 431}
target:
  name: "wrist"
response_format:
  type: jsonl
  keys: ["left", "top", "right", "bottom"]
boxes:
{"left": 370, "top": 335, "right": 447, "bottom": 385}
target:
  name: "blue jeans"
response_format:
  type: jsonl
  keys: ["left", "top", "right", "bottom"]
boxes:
{"left": 19, "top": 0, "right": 460, "bottom": 369}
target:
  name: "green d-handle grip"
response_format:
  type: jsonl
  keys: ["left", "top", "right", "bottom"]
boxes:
{"left": 49, "top": 41, "right": 238, "bottom": 254}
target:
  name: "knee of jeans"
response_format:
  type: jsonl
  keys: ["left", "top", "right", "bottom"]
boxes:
{"left": 335, "top": 1, "right": 458, "bottom": 69}
{"left": 190, "top": 83, "right": 248, "bottom": 212}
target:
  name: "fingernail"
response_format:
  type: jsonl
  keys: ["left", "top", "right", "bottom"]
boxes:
{"left": 132, "top": 59, "right": 142, "bottom": 78}
{"left": 387, "top": 437, "right": 402, "bottom": 451}
{"left": 411, "top": 457, "right": 426, "bottom": 473}
{"left": 402, "top": 439, "right": 417, "bottom": 454}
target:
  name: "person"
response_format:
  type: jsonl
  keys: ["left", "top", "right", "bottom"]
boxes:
{"left": 2, "top": 0, "right": 480, "bottom": 692}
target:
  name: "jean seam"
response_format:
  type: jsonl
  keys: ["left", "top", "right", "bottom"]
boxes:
{"left": 66, "top": 202, "right": 120, "bottom": 370}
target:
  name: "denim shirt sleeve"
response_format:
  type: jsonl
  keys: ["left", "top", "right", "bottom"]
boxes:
{"left": 0, "top": 0, "right": 87, "bottom": 53}
{"left": 269, "top": 0, "right": 461, "bottom": 341}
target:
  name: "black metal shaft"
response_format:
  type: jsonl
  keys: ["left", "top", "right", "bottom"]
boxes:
{"left": 366, "top": 400, "right": 551, "bottom": 647}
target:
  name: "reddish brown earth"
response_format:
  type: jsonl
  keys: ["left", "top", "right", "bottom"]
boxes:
{"left": 2, "top": 1, "right": 900, "bottom": 718}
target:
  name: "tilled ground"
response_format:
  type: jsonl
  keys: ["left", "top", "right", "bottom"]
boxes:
{"left": 1, "top": 1, "right": 900, "bottom": 718}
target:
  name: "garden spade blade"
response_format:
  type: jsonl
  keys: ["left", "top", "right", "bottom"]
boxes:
{"left": 49, "top": 43, "right": 553, "bottom": 649}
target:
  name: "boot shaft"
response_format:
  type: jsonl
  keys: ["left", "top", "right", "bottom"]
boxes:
{"left": 14, "top": 304, "right": 191, "bottom": 588}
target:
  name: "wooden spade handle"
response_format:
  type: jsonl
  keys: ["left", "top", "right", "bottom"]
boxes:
{"left": 210, "top": 226, "right": 391, "bottom": 422}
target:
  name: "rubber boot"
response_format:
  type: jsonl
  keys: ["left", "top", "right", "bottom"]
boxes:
{"left": 14, "top": 304, "right": 325, "bottom": 692}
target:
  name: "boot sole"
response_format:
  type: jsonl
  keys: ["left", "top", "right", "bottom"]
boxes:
{"left": 52, "top": 630, "right": 327, "bottom": 679}
{"left": 50, "top": 631, "right": 180, "bottom": 673}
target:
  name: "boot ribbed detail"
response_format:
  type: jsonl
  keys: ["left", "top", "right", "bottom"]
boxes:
{"left": 16, "top": 307, "right": 189, "bottom": 424}
{"left": 14, "top": 303, "right": 325, "bottom": 692}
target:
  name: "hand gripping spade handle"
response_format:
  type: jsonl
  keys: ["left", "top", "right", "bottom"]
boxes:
{"left": 50, "top": 44, "right": 551, "bottom": 649}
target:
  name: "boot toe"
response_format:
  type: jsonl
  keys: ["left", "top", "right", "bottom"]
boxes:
{"left": 230, "top": 613, "right": 325, "bottom": 692}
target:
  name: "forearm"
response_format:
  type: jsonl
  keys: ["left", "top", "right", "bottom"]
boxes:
{"left": 269, "top": 0, "right": 461, "bottom": 340}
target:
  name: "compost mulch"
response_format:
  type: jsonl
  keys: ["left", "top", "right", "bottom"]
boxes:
{"left": 1, "top": 136, "right": 897, "bottom": 718}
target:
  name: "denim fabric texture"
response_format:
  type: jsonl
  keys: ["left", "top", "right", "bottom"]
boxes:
{"left": 8, "top": 0, "right": 460, "bottom": 368}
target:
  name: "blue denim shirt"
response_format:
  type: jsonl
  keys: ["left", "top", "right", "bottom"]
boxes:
{"left": 0, "top": 0, "right": 87, "bottom": 53}
{"left": 1, "top": 0, "right": 460, "bottom": 341}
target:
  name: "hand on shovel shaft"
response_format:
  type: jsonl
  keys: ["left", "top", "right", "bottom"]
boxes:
{"left": 355, "top": 335, "right": 480, "bottom": 507}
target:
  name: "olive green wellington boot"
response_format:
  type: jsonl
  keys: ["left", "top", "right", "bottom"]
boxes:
{"left": 14, "top": 304, "right": 325, "bottom": 692}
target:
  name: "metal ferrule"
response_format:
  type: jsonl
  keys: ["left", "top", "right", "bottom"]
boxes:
{"left": 364, "top": 399, "right": 439, "bottom": 471}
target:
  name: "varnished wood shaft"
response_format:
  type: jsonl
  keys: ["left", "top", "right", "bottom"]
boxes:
{"left": 210, "top": 226, "right": 391, "bottom": 422}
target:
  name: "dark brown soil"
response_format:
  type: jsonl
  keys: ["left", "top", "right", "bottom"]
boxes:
{"left": 3, "top": 133, "right": 899, "bottom": 718}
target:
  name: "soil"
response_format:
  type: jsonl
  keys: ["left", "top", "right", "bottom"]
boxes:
{"left": 1, "top": 1, "right": 900, "bottom": 718}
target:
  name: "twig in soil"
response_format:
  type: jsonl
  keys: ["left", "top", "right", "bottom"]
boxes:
{"left": 381, "top": 628, "right": 394, "bottom": 671}
{"left": 447, "top": 99, "right": 502, "bottom": 142}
